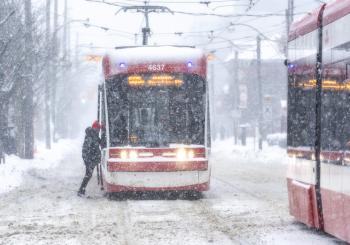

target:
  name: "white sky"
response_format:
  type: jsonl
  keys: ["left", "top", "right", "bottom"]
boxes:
{"left": 44, "top": 0, "right": 330, "bottom": 60}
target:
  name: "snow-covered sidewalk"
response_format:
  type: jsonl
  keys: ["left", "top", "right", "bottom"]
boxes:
{"left": 0, "top": 139, "right": 80, "bottom": 194}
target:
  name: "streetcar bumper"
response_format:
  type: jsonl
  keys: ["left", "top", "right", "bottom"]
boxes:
{"left": 103, "top": 169, "right": 210, "bottom": 193}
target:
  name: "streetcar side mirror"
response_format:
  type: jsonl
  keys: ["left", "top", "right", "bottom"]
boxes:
{"left": 284, "top": 59, "right": 288, "bottom": 66}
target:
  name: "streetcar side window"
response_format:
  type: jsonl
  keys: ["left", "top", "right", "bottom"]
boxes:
{"left": 321, "top": 40, "right": 350, "bottom": 151}
{"left": 346, "top": 64, "right": 350, "bottom": 80}
{"left": 287, "top": 32, "right": 317, "bottom": 149}
{"left": 106, "top": 77, "right": 129, "bottom": 146}
{"left": 288, "top": 71, "right": 317, "bottom": 148}
{"left": 101, "top": 84, "right": 107, "bottom": 148}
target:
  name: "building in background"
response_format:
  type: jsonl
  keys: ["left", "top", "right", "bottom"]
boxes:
{"left": 214, "top": 58, "right": 287, "bottom": 142}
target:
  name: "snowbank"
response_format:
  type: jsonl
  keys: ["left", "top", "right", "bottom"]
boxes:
{"left": 267, "top": 133, "right": 287, "bottom": 148}
{"left": 0, "top": 139, "right": 80, "bottom": 194}
{"left": 212, "top": 137, "right": 288, "bottom": 165}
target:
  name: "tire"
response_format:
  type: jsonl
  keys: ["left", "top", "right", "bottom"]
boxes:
{"left": 184, "top": 191, "right": 202, "bottom": 200}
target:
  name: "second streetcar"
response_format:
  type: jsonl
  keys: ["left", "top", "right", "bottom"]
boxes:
{"left": 287, "top": 0, "right": 350, "bottom": 243}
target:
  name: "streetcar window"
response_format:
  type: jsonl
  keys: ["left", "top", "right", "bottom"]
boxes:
{"left": 106, "top": 73, "right": 206, "bottom": 147}
{"left": 140, "top": 108, "right": 151, "bottom": 125}
{"left": 287, "top": 31, "right": 318, "bottom": 150}
{"left": 320, "top": 61, "right": 350, "bottom": 151}
{"left": 288, "top": 73, "right": 316, "bottom": 148}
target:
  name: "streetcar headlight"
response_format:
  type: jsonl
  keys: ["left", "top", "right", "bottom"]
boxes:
{"left": 188, "top": 150, "right": 195, "bottom": 159}
{"left": 129, "top": 150, "right": 138, "bottom": 160}
{"left": 120, "top": 150, "right": 128, "bottom": 160}
{"left": 176, "top": 148, "right": 187, "bottom": 161}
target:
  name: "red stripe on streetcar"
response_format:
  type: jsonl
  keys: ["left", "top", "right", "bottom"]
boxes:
{"left": 102, "top": 56, "right": 207, "bottom": 80}
{"left": 287, "top": 177, "right": 350, "bottom": 243}
{"left": 287, "top": 148, "right": 343, "bottom": 162}
{"left": 126, "top": 64, "right": 206, "bottom": 78}
{"left": 287, "top": 178, "right": 321, "bottom": 229}
{"left": 321, "top": 187, "right": 350, "bottom": 242}
{"left": 109, "top": 148, "right": 206, "bottom": 158}
{"left": 107, "top": 161, "right": 208, "bottom": 172}
{"left": 102, "top": 55, "right": 111, "bottom": 78}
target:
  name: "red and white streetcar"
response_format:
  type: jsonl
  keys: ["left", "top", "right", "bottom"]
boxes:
{"left": 97, "top": 46, "right": 210, "bottom": 197}
{"left": 287, "top": 0, "right": 350, "bottom": 242}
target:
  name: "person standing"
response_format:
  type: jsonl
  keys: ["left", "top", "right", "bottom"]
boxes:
{"left": 78, "top": 120, "right": 101, "bottom": 196}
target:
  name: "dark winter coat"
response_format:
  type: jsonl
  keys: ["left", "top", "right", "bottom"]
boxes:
{"left": 82, "top": 127, "right": 101, "bottom": 166}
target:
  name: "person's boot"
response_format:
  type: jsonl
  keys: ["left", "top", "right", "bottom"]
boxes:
{"left": 77, "top": 188, "right": 85, "bottom": 197}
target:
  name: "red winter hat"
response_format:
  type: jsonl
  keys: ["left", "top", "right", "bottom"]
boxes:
{"left": 92, "top": 120, "right": 101, "bottom": 130}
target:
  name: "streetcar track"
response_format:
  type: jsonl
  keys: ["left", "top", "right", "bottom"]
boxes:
{"left": 212, "top": 175, "right": 287, "bottom": 211}
{"left": 170, "top": 198, "right": 243, "bottom": 244}
{"left": 212, "top": 176, "right": 262, "bottom": 199}
{"left": 199, "top": 176, "right": 293, "bottom": 243}
{"left": 117, "top": 200, "right": 137, "bottom": 245}
{"left": 196, "top": 200, "right": 246, "bottom": 245}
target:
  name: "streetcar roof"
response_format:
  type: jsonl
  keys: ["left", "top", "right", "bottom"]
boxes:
{"left": 288, "top": 4, "right": 325, "bottom": 41}
{"left": 289, "top": 0, "right": 350, "bottom": 41}
{"left": 323, "top": 0, "right": 350, "bottom": 26}
{"left": 104, "top": 46, "right": 205, "bottom": 64}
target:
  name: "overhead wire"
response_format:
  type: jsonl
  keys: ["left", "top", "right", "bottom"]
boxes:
{"left": 83, "top": 0, "right": 298, "bottom": 54}
{"left": 113, "top": 0, "right": 247, "bottom": 4}
{"left": 87, "top": 0, "right": 304, "bottom": 18}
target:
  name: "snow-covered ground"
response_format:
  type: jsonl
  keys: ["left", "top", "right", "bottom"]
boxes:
{"left": 0, "top": 138, "right": 344, "bottom": 244}
{"left": 0, "top": 140, "right": 80, "bottom": 194}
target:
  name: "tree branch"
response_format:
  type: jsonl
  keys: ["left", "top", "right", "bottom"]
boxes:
{"left": 0, "top": 10, "right": 15, "bottom": 26}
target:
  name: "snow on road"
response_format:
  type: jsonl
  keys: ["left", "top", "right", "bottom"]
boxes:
{"left": 0, "top": 138, "right": 344, "bottom": 244}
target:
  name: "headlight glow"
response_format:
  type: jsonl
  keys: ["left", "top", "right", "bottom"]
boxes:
{"left": 120, "top": 150, "right": 128, "bottom": 160}
{"left": 176, "top": 148, "right": 187, "bottom": 160}
{"left": 187, "top": 150, "right": 195, "bottom": 159}
{"left": 129, "top": 150, "right": 138, "bottom": 160}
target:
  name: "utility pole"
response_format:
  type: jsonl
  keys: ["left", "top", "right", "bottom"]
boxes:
{"left": 286, "top": 0, "right": 294, "bottom": 39}
{"left": 233, "top": 51, "right": 239, "bottom": 145}
{"left": 52, "top": 0, "right": 58, "bottom": 142}
{"left": 119, "top": 3, "right": 173, "bottom": 45}
{"left": 45, "top": 0, "right": 51, "bottom": 149}
{"left": 67, "top": 16, "right": 71, "bottom": 63}
{"left": 142, "top": 2, "right": 150, "bottom": 45}
{"left": 289, "top": 0, "right": 294, "bottom": 23}
{"left": 63, "top": 0, "right": 68, "bottom": 63}
{"left": 257, "top": 35, "right": 263, "bottom": 150}
{"left": 285, "top": 9, "right": 290, "bottom": 42}
{"left": 75, "top": 32, "right": 80, "bottom": 69}
{"left": 23, "top": 0, "right": 34, "bottom": 158}
{"left": 134, "top": 33, "right": 138, "bottom": 45}
{"left": 210, "top": 61, "right": 216, "bottom": 141}
{"left": 58, "top": 0, "right": 69, "bottom": 139}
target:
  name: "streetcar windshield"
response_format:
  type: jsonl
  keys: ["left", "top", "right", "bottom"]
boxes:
{"left": 106, "top": 73, "right": 206, "bottom": 147}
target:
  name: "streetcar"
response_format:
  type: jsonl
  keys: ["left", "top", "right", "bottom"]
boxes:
{"left": 97, "top": 46, "right": 210, "bottom": 197}
{"left": 287, "top": 0, "right": 350, "bottom": 242}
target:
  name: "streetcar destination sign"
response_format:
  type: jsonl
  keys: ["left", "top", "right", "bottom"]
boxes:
{"left": 128, "top": 74, "right": 183, "bottom": 87}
